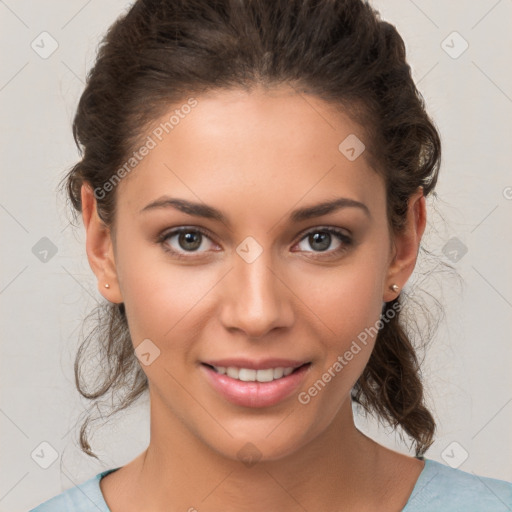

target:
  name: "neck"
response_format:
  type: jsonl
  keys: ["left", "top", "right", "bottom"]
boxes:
{"left": 129, "top": 398, "right": 392, "bottom": 511}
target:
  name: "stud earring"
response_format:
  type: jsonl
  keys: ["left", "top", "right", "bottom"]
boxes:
{"left": 104, "top": 283, "right": 110, "bottom": 289}
{"left": 390, "top": 284, "right": 399, "bottom": 293}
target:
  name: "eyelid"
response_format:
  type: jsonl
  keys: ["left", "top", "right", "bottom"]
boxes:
{"left": 297, "top": 224, "right": 352, "bottom": 240}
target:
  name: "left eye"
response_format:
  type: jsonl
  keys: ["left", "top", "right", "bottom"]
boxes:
{"left": 295, "top": 228, "right": 352, "bottom": 254}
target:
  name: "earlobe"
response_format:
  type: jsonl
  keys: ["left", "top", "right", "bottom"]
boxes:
{"left": 383, "top": 186, "right": 426, "bottom": 302}
{"left": 81, "top": 184, "right": 123, "bottom": 304}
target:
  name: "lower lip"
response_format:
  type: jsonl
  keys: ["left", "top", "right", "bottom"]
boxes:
{"left": 200, "top": 363, "right": 311, "bottom": 408}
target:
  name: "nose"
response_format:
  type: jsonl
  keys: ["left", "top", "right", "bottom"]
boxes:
{"left": 219, "top": 249, "right": 294, "bottom": 339}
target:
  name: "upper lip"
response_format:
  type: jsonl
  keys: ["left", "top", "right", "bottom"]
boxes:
{"left": 201, "top": 358, "right": 310, "bottom": 370}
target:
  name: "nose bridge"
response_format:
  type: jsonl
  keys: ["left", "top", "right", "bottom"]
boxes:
{"left": 220, "top": 242, "right": 293, "bottom": 337}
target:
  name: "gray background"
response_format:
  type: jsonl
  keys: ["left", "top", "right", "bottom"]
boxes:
{"left": 1, "top": 1, "right": 511, "bottom": 510}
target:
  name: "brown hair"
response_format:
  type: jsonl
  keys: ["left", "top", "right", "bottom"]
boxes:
{"left": 61, "top": 0, "right": 443, "bottom": 459}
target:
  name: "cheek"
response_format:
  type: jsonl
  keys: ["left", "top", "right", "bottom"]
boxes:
{"left": 116, "top": 241, "right": 218, "bottom": 347}
{"left": 289, "top": 254, "right": 386, "bottom": 397}
{"left": 291, "top": 258, "right": 385, "bottom": 338}
{"left": 294, "top": 270, "right": 383, "bottom": 420}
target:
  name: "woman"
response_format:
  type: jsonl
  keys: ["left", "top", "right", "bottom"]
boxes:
{"left": 30, "top": 0, "right": 512, "bottom": 510}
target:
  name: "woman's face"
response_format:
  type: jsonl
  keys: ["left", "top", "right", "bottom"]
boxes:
{"left": 88, "top": 85, "right": 417, "bottom": 462}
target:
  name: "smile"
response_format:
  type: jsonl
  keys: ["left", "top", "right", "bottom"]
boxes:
{"left": 200, "top": 362, "right": 311, "bottom": 408}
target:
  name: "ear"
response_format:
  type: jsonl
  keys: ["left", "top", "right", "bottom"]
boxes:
{"left": 81, "top": 184, "right": 123, "bottom": 304}
{"left": 383, "top": 186, "right": 426, "bottom": 302}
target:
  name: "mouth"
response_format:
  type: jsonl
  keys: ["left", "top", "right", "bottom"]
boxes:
{"left": 200, "top": 361, "right": 312, "bottom": 408}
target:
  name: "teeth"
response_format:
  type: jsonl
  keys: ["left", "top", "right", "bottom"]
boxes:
{"left": 226, "top": 367, "right": 239, "bottom": 379}
{"left": 213, "top": 365, "right": 298, "bottom": 382}
{"left": 273, "top": 367, "right": 284, "bottom": 379}
{"left": 254, "top": 368, "right": 274, "bottom": 382}
{"left": 238, "top": 368, "right": 256, "bottom": 381}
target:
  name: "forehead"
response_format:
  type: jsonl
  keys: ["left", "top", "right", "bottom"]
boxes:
{"left": 115, "top": 86, "right": 385, "bottom": 221}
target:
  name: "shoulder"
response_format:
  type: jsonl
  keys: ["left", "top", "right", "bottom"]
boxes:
{"left": 28, "top": 468, "right": 119, "bottom": 512}
{"left": 404, "top": 459, "right": 512, "bottom": 511}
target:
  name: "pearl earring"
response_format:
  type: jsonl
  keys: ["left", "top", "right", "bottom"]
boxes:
{"left": 104, "top": 283, "right": 110, "bottom": 289}
{"left": 390, "top": 284, "right": 399, "bottom": 293}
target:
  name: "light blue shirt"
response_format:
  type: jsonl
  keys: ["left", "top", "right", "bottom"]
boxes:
{"left": 29, "top": 458, "right": 512, "bottom": 511}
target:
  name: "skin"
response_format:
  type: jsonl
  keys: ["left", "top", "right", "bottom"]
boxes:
{"left": 81, "top": 84, "right": 426, "bottom": 511}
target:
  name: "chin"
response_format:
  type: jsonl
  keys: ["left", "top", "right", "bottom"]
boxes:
{"left": 198, "top": 418, "right": 323, "bottom": 466}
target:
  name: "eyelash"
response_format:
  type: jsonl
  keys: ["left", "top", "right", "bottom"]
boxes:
{"left": 156, "top": 226, "right": 353, "bottom": 260}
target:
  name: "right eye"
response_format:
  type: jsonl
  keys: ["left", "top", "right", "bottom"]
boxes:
{"left": 157, "top": 227, "right": 219, "bottom": 259}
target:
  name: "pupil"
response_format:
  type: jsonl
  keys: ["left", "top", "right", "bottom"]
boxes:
{"left": 310, "top": 232, "right": 330, "bottom": 251}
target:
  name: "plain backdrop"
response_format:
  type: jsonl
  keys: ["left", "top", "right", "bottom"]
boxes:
{"left": 1, "top": 1, "right": 511, "bottom": 510}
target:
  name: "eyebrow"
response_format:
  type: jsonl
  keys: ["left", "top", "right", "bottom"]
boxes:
{"left": 140, "top": 196, "right": 371, "bottom": 225}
